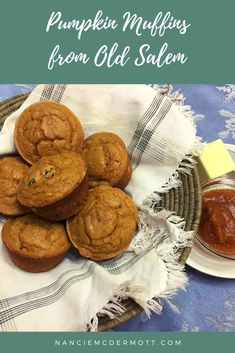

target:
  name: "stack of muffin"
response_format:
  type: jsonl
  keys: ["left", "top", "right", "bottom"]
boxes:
{"left": 0, "top": 101, "right": 138, "bottom": 272}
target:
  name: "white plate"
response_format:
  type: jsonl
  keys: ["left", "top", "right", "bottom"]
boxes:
{"left": 186, "top": 143, "right": 235, "bottom": 278}
{"left": 186, "top": 240, "right": 235, "bottom": 278}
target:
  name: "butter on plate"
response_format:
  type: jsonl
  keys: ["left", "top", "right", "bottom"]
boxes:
{"left": 198, "top": 139, "right": 235, "bottom": 184}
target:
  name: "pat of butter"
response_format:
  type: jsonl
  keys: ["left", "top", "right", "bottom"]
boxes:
{"left": 198, "top": 139, "right": 235, "bottom": 183}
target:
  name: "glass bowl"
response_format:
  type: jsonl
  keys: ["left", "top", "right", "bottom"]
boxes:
{"left": 196, "top": 172, "right": 235, "bottom": 260}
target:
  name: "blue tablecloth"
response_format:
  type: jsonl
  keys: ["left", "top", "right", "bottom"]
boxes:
{"left": 0, "top": 84, "right": 234, "bottom": 332}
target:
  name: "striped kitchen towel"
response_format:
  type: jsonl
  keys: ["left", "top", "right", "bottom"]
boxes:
{"left": 0, "top": 84, "right": 200, "bottom": 331}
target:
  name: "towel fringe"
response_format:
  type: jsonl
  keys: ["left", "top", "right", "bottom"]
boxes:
{"left": 149, "top": 83, "right": 202, "bottom": 179}
{"left": 154, "top": 146, "right": 201, "bottom": 194}
{"left": 88, "top": 198, "right": 192, "bottom": 331}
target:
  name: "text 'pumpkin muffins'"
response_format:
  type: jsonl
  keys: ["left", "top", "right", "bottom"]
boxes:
{"left": 82, "top": 132, "right": 132, "bottom": 189}
{"left": 2, "top": 214, "right": 71, "bottom": 272}
{"left": 18, "top": 152, "right": 88, "bottom": 221}
{"left": 66, "top": 185, "right": 138, "bottom": 260}
{"left": 14, "top": 100, "right": 84, "bottom": 164}
{"left": 0, "top": 156, "right": 29, "bottom": 216}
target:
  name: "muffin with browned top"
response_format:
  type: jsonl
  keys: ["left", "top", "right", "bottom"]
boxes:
{"left": 81, "top": 132, "right": 132, "bottom": 189}
{"left": 2, "top": 214, "right": 70, "bottom": 272}
{"left": 0, "top": 156, "right": 29, "bottom": 216}
{"left": 14, "top": 101, "right": 84, "bottom": 164}
{"left": 18, "top": 152, "right": 88, "bottom": 221}
{"left": 66, "top": 185, "right": 138, "bottom": 260}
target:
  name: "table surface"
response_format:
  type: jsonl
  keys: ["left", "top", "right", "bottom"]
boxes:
{"left": 0, "top": 84, "right": 234, "bottom": 332}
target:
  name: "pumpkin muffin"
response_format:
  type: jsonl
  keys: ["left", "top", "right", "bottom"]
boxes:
{"left": 66, "top": 185, "right": 138, "bottom": 260}
{"left": 18, "top": 152, "right": 88, "bottom": 221}
{"left": 0, "top": 156, "right": 29, "bottom": 216}
{"left": 2, "top": 214, "right": 70, "bottom": 272}
{"left": 81, "top": 132, "right": 132, "bottom": 189}
{"left": 14, "top": 101, "right": 84, "bottom": 164}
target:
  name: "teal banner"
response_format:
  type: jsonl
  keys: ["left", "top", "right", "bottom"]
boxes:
{"left": 0, "top": 0, "right": 234, "bottom": 83}
{"left": 0, "top": 332, "right": 234, "bottom": 353}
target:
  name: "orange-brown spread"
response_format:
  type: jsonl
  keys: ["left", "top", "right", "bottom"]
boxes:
{"left": 198, "top": 189, "right": 235, "bottom": 255}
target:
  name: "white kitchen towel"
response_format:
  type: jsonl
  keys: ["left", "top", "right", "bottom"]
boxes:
{"left": 0, "top": 84, "right": 200, "bottom": 331}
